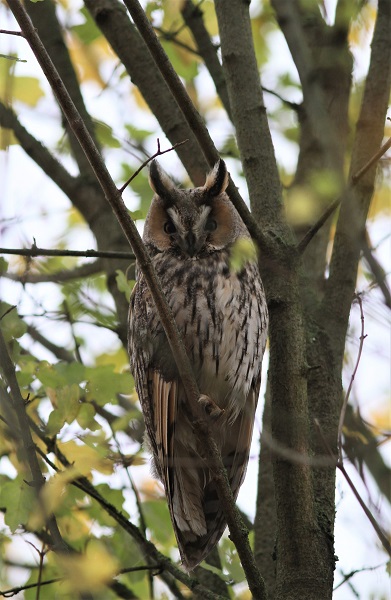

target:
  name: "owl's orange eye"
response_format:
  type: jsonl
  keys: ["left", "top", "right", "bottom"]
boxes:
{"left": 164, "top": 221, "right": 177, "bottom": 235}
{"left": 205, "top": 218, "right": 217, "bottom": 232}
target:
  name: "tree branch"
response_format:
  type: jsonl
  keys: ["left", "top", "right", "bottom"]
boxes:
{"left": 271, "top": 0, "right": 341, "bottom": 173}
{"left": 7, "top": 2, "right": 266, "bottom": 595}
{"left": 24, "top": 0, "right": 100, "bottom": 177}
{"left": 180, "top": 0, "right": 232, "bottom": 119}
{"left": 0, "top": 245, "right": 135, "bottom": 261}
{"left": 3, "top": 259, "right": 104, "bottom": 284}
{"left": 324, "top": 0, "right": 391, "bottom": 365}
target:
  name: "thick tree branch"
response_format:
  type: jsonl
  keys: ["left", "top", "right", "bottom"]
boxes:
{"left": 324, "top": 0, "right": 391, "bottom": 364}
{"left": 271, "top": 0, "right": 341, "bottom": 173}
{"left": 180, "top": 0, "right": 232, "bottom": 119}
{"left": 7, "top": 3, "right": 266, "bottom": 595}
{"left": 214, "top": 0, "right": 284, "bottom": 233}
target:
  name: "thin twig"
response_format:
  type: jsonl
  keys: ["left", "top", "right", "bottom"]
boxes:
{"left": 118, "top": 138, "right": 188, "bottom": 194}
{"left": 314, "top": 419, "right": 391, "bottom": 558}
{"left": 351, "top": 135, "right": 391, "bottom": 183}
{"left": 337, "top": 293, "right": 367, "bottom": 461}
{"left": 0, "top": 28, "right": 24, "bottom": 37}
{"left": 298, "top": 132, "right": 391, "bottom": 254}
{"left": 297, "top": 197, "right": 341, "bottom": 254}
{"left": 0, "top": 246, "right": 135, "bottom": 260}
{"left": 338, "top": 462, "right": 391, "bottom": 557}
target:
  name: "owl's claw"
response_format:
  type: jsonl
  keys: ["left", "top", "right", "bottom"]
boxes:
{"left": 198, "top": 394, "right": 224, "bottom": 420}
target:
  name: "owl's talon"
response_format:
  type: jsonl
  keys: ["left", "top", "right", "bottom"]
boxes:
{"left": 198, "top": 394, "right": 224, "bottom": 420}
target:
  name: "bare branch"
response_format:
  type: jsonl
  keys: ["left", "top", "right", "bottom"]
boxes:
{"left": 3, "top": 260, "right": 104, "bottom": 284}
{"left": 26, "top": 324, "right": 74, "bottom": 362}
{"left": 314, "top": 419, "right": 391, "bottom": 558}
{"left": 298, "top": 132, "right": 391, "bottom": 254}
{"left": 337, "top": 294, "right": 367, "bottom": 461}
{"left": 180, "top": 0, "right": 232, "bottom": 119}
{"left": 0, "top": 28, "right": 24, "bottom": 37}
{"left": 0, "top": 245, "right": 135, "bottom": 261}
{"left": 362, "top": 236, "right": 391, "bottom": 309}
{"left": 352, "top": 135, "right": 391, "bottom": 183}
{"left": 118, "top": 138, "right": 189, "bottom": 194}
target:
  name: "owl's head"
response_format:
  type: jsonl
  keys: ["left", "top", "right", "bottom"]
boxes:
{"left": 143, "top": 159, "right": 248, "bottom": 258}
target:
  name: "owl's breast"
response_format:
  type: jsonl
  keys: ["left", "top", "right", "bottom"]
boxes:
{"left": 150, "top": 252, "right": 268, "bottom": 418}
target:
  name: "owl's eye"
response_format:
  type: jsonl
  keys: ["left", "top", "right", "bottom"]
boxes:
{"left": 205, "top": 218, "right": 217, "bottom": 232}
{"left": 164, "top": 221, "right": 177, "bottom": 235}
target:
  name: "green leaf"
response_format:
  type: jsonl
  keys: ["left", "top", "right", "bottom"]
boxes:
{"left": 85, "top": 365, "right": 133, "bottom": 406}
{"left": 94, "top": 120, "right": 121, "bottom": 149}
{"left": 71, "top": 7, "right": 102, "bottom": 45}
{"left": 125, "top": 124, "right": 153, "bottom": 143}
{"left": 0, "top": 477, "right": 36, "bottom": 532}
{"left": 0, "top": 303, "right": 27, "bottom": 340}
{"left": 46, "top": 384, "right": 81, "bottom": 435}
{"left": 142, "top": 499, "right": 175, "bottom": 547}
{"left": 77, "top": 402, "right": 100, "bottom": 430}
{"left": 229, "top": 238, "right": 257, "bottom": 273}
{"left": 116, "top": 270, "right": 134, "bottom": 302}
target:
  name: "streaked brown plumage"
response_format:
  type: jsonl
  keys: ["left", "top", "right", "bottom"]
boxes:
{"left": 128, "top": 159, "right": 268, "bottom": 569}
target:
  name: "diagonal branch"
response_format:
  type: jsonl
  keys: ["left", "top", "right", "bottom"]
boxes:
{"left": 180, "top": 0, "right": 232, "bottom": 119}
{"left": 7, "top": 2, "right": 266, "bottom": 596}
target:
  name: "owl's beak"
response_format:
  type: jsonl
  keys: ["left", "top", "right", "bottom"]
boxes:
{"left": 184, "top": 231, "right": 197, "bottom": 257}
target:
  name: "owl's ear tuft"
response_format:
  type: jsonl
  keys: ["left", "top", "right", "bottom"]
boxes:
{"left": 149, "top": 160, "right": 176, "bottom": 206}
{"left": 204, "top": 160, "right": 229, "bottom": 198}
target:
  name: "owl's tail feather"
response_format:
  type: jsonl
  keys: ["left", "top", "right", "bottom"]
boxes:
{"left": 177, "top": 482, "right": 229, "bottom": 571}
{"left": 172, "top": 463, "right": 207, "bottom": 539}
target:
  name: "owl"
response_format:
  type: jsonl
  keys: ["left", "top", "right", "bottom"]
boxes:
{"left": 128, "top": 159, "right": 268, "bottom": 570}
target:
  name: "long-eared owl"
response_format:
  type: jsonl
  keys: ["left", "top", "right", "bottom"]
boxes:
{"left": 128, "top": 159, "right": 268, "bottom": 569}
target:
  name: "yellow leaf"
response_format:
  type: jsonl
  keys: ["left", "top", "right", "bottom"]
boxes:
{"left": 0, "top": 65, "right": 44, "bottom": 106}
{"left": 54, "top": 541, "right": 118, "bottom": 593}
{"left": 56, "top": 440, "right": 113, "bottom": 476}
